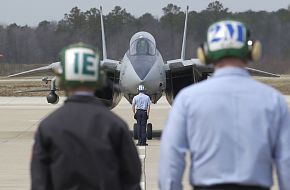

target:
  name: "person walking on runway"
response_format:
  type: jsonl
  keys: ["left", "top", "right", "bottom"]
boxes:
{"left": 132, "top": 84, "right": 151, "bottom": 146}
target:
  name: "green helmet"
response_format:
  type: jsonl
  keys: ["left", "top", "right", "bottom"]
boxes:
{"left": 197, "top": 20, "right": 262, "bottom": 64}
{"left": 55, "top": 42, "right": 105, "bottom": 90}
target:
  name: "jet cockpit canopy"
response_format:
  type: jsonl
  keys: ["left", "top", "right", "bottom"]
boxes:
{"left": 129, "top": 32, "right": 156, "bottom": 56}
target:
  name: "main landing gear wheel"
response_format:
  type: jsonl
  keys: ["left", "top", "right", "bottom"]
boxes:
{"left": 146, "top": 123, "right": 152, "bottom": 140}
{"left": 133, "top": 123, "right": 138, "bottom": 140}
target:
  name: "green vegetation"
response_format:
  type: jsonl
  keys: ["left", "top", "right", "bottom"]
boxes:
{"left": 0, "top": 1, "right": 290, "bottom": 73}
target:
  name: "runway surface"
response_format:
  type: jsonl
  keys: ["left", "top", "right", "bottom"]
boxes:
{"left": 0, "top": 96, "right": 287, "bottom": 190}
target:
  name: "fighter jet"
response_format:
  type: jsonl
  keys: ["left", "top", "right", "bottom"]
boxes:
{"left": 7, "top": 7, "right": 279, "bottom": 137}
{"left": 93, "top": 6, "right": 280, "bottom": 107}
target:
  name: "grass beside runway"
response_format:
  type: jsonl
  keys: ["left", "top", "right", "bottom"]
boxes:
{"left": 0, "top": 78, "right": 65, "bottom": 96}
{"left": 256, "top": 75, "right": 290, "bottom": 94}
{"left": 0, "top": 75, "right": 289, "bottom": 96}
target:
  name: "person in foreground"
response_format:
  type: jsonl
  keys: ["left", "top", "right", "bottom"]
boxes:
{"left": 132, "top": 84, "right": 151, "bottom": 146}
{"left": 159, "top": 20, "right": 290, "bottom": 190}
{"left": 31, "top": 43, "right": 141, "bottom": 190}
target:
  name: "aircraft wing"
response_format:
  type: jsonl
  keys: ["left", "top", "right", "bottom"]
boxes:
{"left": 7, "top": 57, "right": 120, "bottom": 78}
{"left": 166, "top": 58, "right": 213, "bottom": 73}
{"left": 7, "top": 62, "right": 60, "bottom": 78}
{"left": 245, "top": 67, "right": 280, "bottom": 77}
{"left": 15, "top": 88, "right": 55, "bottom": 93}
{"left": 166, "top": 59, "right": 280, "bottom": 77}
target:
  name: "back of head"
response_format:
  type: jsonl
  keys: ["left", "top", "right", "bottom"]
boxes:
{"left": 54, "top": 42, "right": 106, "bottom": 93}
{"left": 197, "top": 20, "right": 262, "bottom": 65}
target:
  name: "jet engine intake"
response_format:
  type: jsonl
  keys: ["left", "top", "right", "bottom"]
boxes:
{"left": 94, "top": 79, "right": 122, "bottom": 109}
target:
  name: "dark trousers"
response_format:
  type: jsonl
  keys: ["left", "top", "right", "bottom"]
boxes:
{"left": 136, "top": 110, "right": 148, "bottom": 144}
{"left": 194, "top": 184, "right": 269, "bottom": 190}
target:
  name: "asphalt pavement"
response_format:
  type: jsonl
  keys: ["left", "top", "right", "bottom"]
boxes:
{"left": 0, "top": 96, "right": 285, "bottom": 190}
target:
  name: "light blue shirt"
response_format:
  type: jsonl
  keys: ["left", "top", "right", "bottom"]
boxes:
{"left": 132, "top": 92, "right": 151, "bottom": 110}
{"left": 159, "top": 67, "right": 290, "bottom": 190}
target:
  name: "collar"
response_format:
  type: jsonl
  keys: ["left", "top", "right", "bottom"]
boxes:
{"left": 213, "top": 67, "right": 250, "bottom": 78}
{"left": 65, "top": 95, "right": 103, "bottom": 106}
{"left": 73, "top": 91, "right": 94, "bottom": 97}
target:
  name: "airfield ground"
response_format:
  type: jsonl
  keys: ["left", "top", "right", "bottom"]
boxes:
{"left": 0, "top": 76, "right": 288, "bottom": 189}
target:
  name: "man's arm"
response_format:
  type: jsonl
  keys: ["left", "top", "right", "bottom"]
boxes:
{"left": 147, "top": 97, "right": 151, "bottom": 116}
{"left": 274, "top": 97, "right": 290, "bottom": 190}
{"left": 119, "top": 123, "right": 142, "bottom": 190}
{"left": 147, "top": 105, "right": 150, "bottom": 116}
{"left": 31, "top": 127, "right": 52, "bottom": 190}
{"left": 159, "top": 92, "right": 189, "bottom": 190}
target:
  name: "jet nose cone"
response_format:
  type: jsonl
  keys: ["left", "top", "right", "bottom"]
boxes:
{"left": 129, "top": 55, "right": 156, "bottom": 80}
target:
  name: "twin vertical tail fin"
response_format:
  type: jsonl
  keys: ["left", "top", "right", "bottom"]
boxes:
{"left": 166, "top": 6, "right": 190, "bottom": 65}
{"left": 99, "top": 7, "right": 120, "bottom": 69}
{"left": 100, "top": 6, "right": 107, "bottom": 60}
{"left": 180, "top": 6, "right": 189, "bottom": 61}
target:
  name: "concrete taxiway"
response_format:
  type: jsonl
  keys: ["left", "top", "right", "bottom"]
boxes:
{"left": 0, "top": 96, "right": 287, "bottom": 190}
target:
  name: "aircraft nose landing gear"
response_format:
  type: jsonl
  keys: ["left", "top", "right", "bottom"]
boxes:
{"left": 47, "top": 90, "right": 59, "bottom": 104}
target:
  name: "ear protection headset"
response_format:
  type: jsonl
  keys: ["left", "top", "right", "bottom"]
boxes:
{"left": 54, "top": 42, "right": 107, "bottom": 91}
{"left": 197, "top": 22, "right": 262, "bottom": 65}
{"left": 247, "top": 40, "right": 262, "bottom": 62}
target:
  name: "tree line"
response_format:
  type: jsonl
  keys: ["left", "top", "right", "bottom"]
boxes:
{"left": 0, "top": 1, "right": 290, "bottom": 73}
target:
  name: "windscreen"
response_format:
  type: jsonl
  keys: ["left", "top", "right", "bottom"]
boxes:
{"left": 130, "top": 38, "right": 156, "bottom": 56}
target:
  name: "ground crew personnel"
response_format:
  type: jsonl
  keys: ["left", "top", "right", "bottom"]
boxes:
{"left": 30, "top": 43, "right": 141, "bottom": 190}
{"left": 159, "top": 20, "right": 290, "bottom": 190}
{"left": 132, "top": 84, "right": 151, "bottom": 146}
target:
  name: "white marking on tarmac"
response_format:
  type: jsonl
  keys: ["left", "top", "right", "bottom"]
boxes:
{"left": 28, "top": 120, "right": 40, "bottom": 122}
{"left": 138, "top": 146, "right": 147, "bottom": 190}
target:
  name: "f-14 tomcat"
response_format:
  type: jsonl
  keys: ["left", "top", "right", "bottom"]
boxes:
{"left": 8, "top": 7, "right": 279, "bottom": 138}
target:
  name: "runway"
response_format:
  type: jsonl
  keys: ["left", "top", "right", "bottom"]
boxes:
{"left": 0, "top": 96, "right": 286, "bottom": 190}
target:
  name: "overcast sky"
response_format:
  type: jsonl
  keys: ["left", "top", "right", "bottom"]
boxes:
{"left": 0, "top": 0, "right": 289, "bottom": 26}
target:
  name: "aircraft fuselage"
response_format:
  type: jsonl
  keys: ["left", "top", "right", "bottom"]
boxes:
{"left": 120, "top": 50, "right": 166, "bottom": 104}
{"left": 119, "top": 32, "right": 166, "bottom": 104}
